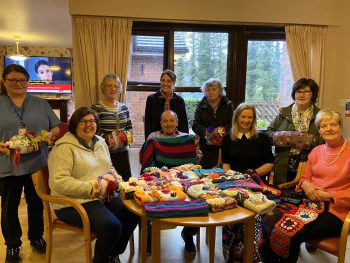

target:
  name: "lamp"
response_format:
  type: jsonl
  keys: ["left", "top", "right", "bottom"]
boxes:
{"left": 7, "top": 39, "right": 28, "bottom": 61}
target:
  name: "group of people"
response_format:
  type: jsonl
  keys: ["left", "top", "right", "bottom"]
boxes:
{"left": 0, "top": 63, "right": 349, "bottom": 263}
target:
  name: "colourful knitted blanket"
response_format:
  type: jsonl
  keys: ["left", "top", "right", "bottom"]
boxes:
{"left": 144, "top": 199, "right": 209, "bottom": 218}
{"left": 139, "top": 135, "right": 197, "bottom": 172}
{"left": 262, "top": 196, "right": 325, "bottom": 259}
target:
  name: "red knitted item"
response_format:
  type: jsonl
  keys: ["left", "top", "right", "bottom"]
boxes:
{"left": 275, "top": 214, "right": 304, "bottom": 238}
{"left": 270, "top": 228, "right": 291, "bottom": 259}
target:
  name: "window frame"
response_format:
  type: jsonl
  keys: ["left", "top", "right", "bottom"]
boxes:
{"left": 127, "top": 22, "right": 286, "bottom": 107}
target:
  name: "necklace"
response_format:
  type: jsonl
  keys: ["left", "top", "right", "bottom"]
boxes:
{"left": 322, "top": 140, "right": 347, "bottom": 166}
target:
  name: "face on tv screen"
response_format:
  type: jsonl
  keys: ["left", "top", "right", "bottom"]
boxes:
{"left": 4, "top": 57, "right": 72, "bottom": 94}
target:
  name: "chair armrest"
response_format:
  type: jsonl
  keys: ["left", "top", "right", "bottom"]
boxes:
{"left": 41, "top": 193, "right": 91, "bottom": 230}
{"left": 338, "top": 210, "right": 350, "bottom": 262}
{"left": 278, "top": 162, "right": 306, "bottom": 189}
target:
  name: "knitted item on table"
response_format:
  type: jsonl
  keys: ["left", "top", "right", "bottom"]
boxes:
{"left": 172, "top": 163, "right": 202, "bottom": 171}
{"left": 243, "top": 192, "right": 276, "bottom": 214}
{"left": 150, "top": 185, "right": 187, "bottom": 202}
{"left": 206, "top": 197, "right": 237, "bottom": 213}
{"left": 192, "top": 167, "right": 226, "bottom": 179}
{"left": 215, "top": 178, "right": 263, "bottom": 191}
{"left": 144, "top": 199, "right": 209, "bottom": 218}
{"left": 139, "top": 135, "right": 197, "bottom": 172}
{"left": 186, "top": 181, "right": 218, "bottom": 199}
{"left": 250, "top": 173, "right": 281, "bottom": 196}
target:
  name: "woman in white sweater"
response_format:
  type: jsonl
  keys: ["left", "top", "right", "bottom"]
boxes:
{"left": 48, "top": 107, "right": 139, "bottom": 263}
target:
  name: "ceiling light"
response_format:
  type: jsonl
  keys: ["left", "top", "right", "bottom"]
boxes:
{"left": 7, "top": 39, "right": 28, "bottom": 61}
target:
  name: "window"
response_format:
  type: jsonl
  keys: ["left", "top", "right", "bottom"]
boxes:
{"left": 174, "top": 31, "right": 228, "bottom": 87}
{"left": 245, "top": 40, "right": 294, "bottom": 128}
{"left": 126, "top": 23, "right": 293, "bottom": 146}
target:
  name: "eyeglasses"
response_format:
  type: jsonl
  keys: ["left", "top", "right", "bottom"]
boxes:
{"left": 295, "top": 90, "right": 312, "bottom": 95}
{"left": 79, "top": 120, "right": 96, "bottom": 126}
{"left": 5, "top": 79, "right": 28, "bottom": 85}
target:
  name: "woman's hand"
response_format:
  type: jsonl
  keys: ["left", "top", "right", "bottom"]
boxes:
{"left": 301, "top": 181, "right": 331, "bottom": 201}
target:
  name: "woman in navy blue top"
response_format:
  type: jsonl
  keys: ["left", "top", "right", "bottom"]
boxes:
{"left": 0, "top": 64, "right": 60, "bottom": 262}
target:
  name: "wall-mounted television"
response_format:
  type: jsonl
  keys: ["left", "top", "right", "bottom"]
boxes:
{"left": 4, "top": 56, "right": 72, "bottom": 94}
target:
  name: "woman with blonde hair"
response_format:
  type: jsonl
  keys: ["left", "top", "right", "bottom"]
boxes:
{"left": 221, "top": 102, "right": 274, "bottom": 262}
{"left": 222, "top": 102, "right": 274, "bottom": 176}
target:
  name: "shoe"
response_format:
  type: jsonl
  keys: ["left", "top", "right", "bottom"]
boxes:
{"left": 181, "top": 229, "right": 196, "bottom": 255}
{"left": 30, "top": 237, "right": 46, "bottom": 253}
{"left": 5, "top": 246, "right": 21, "bottom": 263}
{"left": 305, "top": 242, "right": 317, "bottom": 252}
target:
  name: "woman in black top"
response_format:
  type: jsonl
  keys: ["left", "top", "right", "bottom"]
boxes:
{"left": 221, "top": 102, "right": 274, "bottom": 263}
{"left": 144, "top": 69, "right": 188, "bottom": 139}
{"left": 222, "top": 102, "right": 274, "bottom": 176}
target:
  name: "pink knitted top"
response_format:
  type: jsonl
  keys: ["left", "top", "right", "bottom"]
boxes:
{"left": 296, "top": 138, "right": 350, "bottom": 221}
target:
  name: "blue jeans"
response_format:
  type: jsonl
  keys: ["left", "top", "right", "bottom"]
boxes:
{"left": 55, "top": 195, "right": 139, "bottom": 263}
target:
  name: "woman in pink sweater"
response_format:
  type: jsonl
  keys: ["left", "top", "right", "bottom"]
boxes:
{"left": 262, "top": 110, "right": 350, "bottom": 263}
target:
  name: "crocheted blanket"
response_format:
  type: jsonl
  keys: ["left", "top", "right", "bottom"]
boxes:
{"left": 139, "top": 135, "right": 197, "bottom": 172}
{"left": 262, "top": 196, "right": 325, "bottom": 259}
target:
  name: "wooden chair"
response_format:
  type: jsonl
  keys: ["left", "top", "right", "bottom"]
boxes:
{"left": 32, "top": 167, "right": 135, "bottom": 263}
{"left": 269, "top": 161, "right": 350, "bottom": 263}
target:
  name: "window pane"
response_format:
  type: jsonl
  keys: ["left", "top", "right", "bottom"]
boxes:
{"left": 128, "top": 35, "right": 164, "bottom": 82}
{"left": 174, "top": 32, "right": 228, "bottom": 87}
{"left": 177, "top": 92, "right": 202, "bottom": 132}
{"left": 245, "top": 40, "right": 294, "bottom": 129}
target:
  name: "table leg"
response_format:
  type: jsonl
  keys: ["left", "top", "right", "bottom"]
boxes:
{"left": 243, "top": 217, "right": 255, "bottom": 263}
{"left": 151, "top": 220, "right": 161, "bottom": 263}
{"left": 140, "top": 218, "right": 148, "bottom": 263}
{"left": 207, "top": 226, "right": 216, "bottom": 263}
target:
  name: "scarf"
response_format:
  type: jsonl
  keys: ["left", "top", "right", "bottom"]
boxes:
{"left": 290, "top": 104, "right": 314, "bottom": 154}
{"left": 160, "top": 89, "right": 174, "bottom": 110}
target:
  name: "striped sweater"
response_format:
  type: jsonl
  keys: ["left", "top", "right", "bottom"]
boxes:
{"left": 92, "top": 102, "right": 133, "bottom": 152}
{"left": 139, "top": 135, "right": 197, "bottom": 172}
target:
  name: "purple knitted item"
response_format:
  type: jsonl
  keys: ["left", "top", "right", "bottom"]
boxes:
{"left": 144, "top": 199, "right": 209, "bottom": 218}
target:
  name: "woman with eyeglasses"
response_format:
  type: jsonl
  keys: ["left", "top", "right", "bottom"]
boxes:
{"left": 267, "top": 78, "right": 324, "bottom": 186}
{"left": 48, "top": 107, "right": 139, "bottom": 263}
{"left": 0, "top": 64, "right": 60, "bottom": 262}
{"left": 92, "top": 74, "right": 133, "bottom": 181}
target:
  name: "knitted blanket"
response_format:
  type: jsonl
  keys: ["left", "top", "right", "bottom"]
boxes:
{"left": 139, "top": 135, "right": 197, "bottom": 172}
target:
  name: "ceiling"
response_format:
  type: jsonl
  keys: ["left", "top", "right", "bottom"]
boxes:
{"left": 0, "top": 0, "right": 72, "bottom": 48}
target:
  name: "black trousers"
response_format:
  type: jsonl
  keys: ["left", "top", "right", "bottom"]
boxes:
{"left": 0, "top": 174, "right": 44, "bottom": 248}
{"left": 110, "top": 150, "right": 132, "bottom": 181}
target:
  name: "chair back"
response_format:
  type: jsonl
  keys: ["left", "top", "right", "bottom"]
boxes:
{"left": 56, "top": 122, "right": 69, "bottom": 141}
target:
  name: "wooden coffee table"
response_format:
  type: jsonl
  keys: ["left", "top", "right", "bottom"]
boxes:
{"left": 122, "top": 199, "right": 256, "bottom": 263}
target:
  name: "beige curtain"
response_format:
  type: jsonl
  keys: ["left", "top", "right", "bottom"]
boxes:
{"left": 72, "top": 16, "right": 132, "bottom": 108}
{"left": 285, "top": 25, "right": 327, "bottom": 89}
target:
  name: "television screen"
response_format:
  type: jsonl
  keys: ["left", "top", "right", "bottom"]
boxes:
{"left": 4, "top": 56, "right": 72, "bottom": 94}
